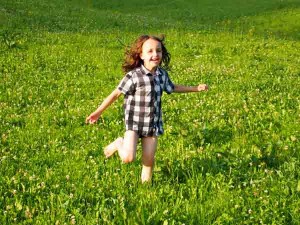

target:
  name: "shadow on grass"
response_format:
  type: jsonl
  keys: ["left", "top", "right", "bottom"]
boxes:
{"left": 202, "top": 126, "right": 233, "bottom": 147}
{"left": 156, "top": 143, "right": 288, "bottom": 185}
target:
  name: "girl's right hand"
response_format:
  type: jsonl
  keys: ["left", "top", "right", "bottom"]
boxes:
{"left": 85, "top": 89, "right": 122, "bottom": 125}
{"left": 85, "top": 112, "right": 100, "bottom": 124}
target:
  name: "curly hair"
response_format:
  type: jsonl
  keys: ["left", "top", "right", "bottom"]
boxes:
{"left": 122, "top": 35, "right": 171, "bottom": 73}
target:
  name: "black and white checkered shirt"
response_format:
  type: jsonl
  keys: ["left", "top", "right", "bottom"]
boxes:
{"left": 118, "top": 65, "right": 174, "bottom": 137}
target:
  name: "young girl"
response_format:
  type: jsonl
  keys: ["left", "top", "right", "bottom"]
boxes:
{"left": 86, "top": 35, "right": 208, "bottom": 183}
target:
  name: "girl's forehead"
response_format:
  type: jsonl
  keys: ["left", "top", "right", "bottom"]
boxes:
{"left": 142, "top": 38, "right": 162, "bottom": 49}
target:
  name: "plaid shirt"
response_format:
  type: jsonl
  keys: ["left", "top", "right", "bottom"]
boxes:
{"left": 118, "top": 65, "right": 174, "bottom": 136}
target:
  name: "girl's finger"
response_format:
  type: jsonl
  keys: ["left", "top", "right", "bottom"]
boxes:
{"left": 89, "top": 118, "right": 96, "bottom": 124}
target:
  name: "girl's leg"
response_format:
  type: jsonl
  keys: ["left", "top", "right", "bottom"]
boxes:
{"left": 104, "top": 130, "right": 139, "bottom": 163}
{"left": 141, "top": 136, "right": 158, "bottom": 183}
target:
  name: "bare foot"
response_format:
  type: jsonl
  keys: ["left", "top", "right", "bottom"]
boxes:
{"left": 104, "top": 137, "right": 123, "bottom": 158}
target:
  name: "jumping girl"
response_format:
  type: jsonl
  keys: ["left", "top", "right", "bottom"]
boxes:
{"left": 86, "top": 35, "right": 208, "bottom": 183}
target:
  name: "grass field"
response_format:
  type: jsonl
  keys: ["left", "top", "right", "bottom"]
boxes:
{"left": 1, "top": 0, "right": 300, "bottom": 224}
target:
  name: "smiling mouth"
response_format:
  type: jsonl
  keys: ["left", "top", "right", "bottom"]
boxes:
{"left": 151, "top": 59, "right": 160, "bottom": 62}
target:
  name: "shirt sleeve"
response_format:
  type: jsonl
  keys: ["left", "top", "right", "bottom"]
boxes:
{"left": 163, "top": 71, "right": 175, "bottom": 94}
{"left": 117, "top": 73, "right": 135, "bottom": 95}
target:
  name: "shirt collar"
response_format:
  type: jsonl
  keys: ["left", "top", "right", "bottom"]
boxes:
{"left": 141, "top": 65, "right": 161, "bottom": 76}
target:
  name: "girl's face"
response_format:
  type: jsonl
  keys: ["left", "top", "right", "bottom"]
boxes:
{"left": 140, "top": 38, "right": 162, "bottom": 73}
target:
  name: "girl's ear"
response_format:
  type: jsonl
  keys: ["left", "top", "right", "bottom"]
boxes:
{"left": 139, "top": 52, "right": 144, "bottom": 60}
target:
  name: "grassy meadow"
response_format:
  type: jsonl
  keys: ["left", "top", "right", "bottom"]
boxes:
{"left": 1, "top": 0, "right": 300, "bottom": 224}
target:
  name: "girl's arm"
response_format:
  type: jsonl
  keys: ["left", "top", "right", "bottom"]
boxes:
{"left": 173, "top": 84, "right": 208, "bottom": 93}
{"left": 86, "top": 88, "right": 122, "bottom": 124}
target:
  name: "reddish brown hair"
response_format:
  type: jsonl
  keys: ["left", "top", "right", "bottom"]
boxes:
{"left": 122, "top": 35, "right": 171, "bottom": 73}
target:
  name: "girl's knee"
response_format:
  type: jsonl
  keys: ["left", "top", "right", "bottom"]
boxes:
{"left": 121, "top": 153, "right": 136, "bottom": 163}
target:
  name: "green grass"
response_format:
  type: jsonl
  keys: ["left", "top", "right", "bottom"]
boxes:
{"left": 1, "top": 0, "right": 300, "bottom": 224}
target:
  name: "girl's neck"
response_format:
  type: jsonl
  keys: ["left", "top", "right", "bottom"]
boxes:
{"left": 143, "top": 64, "right": 158, "bottom": 75}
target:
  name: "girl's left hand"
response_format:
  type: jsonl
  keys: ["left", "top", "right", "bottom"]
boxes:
{"left": 197, "top": 84, "right": 209, "bottom": 91}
